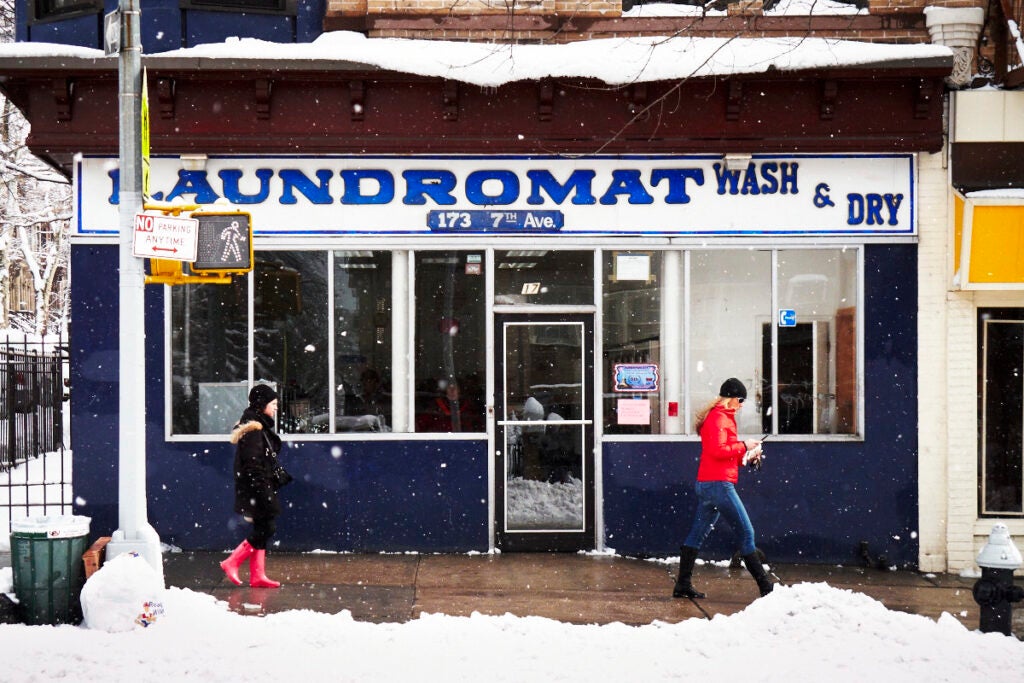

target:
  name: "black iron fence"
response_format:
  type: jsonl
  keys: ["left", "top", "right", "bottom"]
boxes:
{"left": 1, "top": 337, "right": 71, "bottom": 531}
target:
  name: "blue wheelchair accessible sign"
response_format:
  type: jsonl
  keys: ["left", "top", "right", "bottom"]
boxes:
{"left": 778, "top": 309, "right": 797, "bottom": 327}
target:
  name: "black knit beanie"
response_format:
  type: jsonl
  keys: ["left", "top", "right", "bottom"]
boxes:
{"left": 248, "top": 383, "right": 279, "bottom": 410}
{"left": 719, "top": 377, "right": 747, "bottom": 400}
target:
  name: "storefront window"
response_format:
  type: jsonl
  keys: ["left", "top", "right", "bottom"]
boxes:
{"left": 255, "top": 252, "right": 329, "bottom": 434}
{"left": 168, "top": 245, "right": 859, "bottom": 440}
{"left": 414, "top": 252, "right": 487, "bottom": 433}
{"left": 170, "top": 277, "right": 249, "bottom": 435}
{"left": 690, "top": 250, "right": 772, "bottom": 436}
{"left": 772, "top": 248, "right": 858, "bottom": 435}
{"left": 494, "top": 250, "right": 593, "bottom": 306}
{"left": 603, "top": 251, "right": 664, "bottom": 435}
{"left": 978, "top": 309, "right": 1024, "bottom": 516}
{"left": 334, "top": 251, "right": 392, "bottom": 433}
{"left": 688, "top": 248, "right": 859, "bottom": 436}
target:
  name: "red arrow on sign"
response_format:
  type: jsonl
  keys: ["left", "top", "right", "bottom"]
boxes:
{"left": 153, "top": 247, "right": 179, "bottom": 254}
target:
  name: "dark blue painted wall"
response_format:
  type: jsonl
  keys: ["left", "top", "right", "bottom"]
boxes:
{"left": 604, "top": 244, "right": 919, "bottom": 566}
{"left": 70, "top": 244, "right": 488, "bottom": 552}
{"left": 72, "top": 243, "right": 917, "bottom": 563}
{"left": 147, "top": 437, "right": 490, "bottom": 552}
{"left": 17, "top": 0, "right": 326, "bottom": 51}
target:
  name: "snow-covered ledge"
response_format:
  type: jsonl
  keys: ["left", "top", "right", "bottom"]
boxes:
{"left": 925, "top": 6, "right": 985, "bottom": 88}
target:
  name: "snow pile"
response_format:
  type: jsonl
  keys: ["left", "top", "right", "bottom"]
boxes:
{"left": 966, "top": 188, "right": 1024, "bottom": 199}
{"left": 2, "top": 563, "right": 1024, "bottom": 681}
{"left": 626, "top": 0, "right": 865, "bottom": 17}
{"left": 80, "top": 553, "right": 166, "bottom": 632}
{"left": 0, "top": 30, "right": 951, "bottom": 88}
{"left": 154, "top": 32, "right": 950, "bottom": 87}
{"left": 506, "top": 476, "right": 584, "bottom": 529}
{"left": 0, "top": 566, "right": 12, "bottom": 595}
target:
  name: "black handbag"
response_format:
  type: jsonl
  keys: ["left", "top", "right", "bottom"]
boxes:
{"left": 263, "top": 432, "right": 293, "bottom": 489}
{"left": 270, "top": 463, "right": 294, "bottom": 490}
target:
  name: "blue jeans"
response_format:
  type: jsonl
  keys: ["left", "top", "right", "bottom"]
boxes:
{"left": 683, "top": 481, "right": 757, "bottom": 556}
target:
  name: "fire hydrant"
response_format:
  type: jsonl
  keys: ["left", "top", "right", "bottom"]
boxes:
{"left": 972, "top": 523, "right": 1024, "bottom": 636}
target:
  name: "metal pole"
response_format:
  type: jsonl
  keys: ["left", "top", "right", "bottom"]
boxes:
{"left": 105, "top": 0, "right": 163, "bottom": 580}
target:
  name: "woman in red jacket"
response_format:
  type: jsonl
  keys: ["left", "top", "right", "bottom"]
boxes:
{"left": 673, "top": 377, "right": 773, "bottom": 599}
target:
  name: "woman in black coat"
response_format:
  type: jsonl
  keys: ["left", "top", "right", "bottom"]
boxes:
{"left": 219, "top": 383, "right": 285, "bottom": 588}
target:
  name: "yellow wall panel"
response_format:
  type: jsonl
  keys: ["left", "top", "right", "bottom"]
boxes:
{"left": 968, "top": 205, "right": 1024, "bottom": 283}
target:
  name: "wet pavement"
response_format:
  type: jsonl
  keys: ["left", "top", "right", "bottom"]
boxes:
{"left": 3, "top": 549, "right": 1021, "bottom": 635}
{"left": 161, "top": 551, "right": 1017, "bottom": 632}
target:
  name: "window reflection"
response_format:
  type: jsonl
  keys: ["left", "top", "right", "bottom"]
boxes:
{"left": 494, "top": 250, "right": 593, "bottom": 306}
{"left": 334, "top": 251, "right": 392, "bottom": 432}
{"left": 603, "top": 251, "right": 663, "bottom": 435}
{"left": 170, "top": 277, "right": 248, "bottom": 435}
{"left": 414, "top": 252, "right": 486, "bottom": 432}
{"left": 254, "top": 252, "right": 329, "bottom": 434}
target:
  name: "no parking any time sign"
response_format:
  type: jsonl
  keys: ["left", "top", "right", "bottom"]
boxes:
{"left": 132, "top": 212, "right": 199, "bottom": 261}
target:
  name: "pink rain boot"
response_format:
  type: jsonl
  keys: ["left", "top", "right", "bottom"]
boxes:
{"left": 249, "top": 549, "right": 281, "bottom": 588}
{"left": 219, "top": 540, "right": 255, "bottom": 586}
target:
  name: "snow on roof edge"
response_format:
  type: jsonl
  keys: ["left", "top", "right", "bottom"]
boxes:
{"left": 0, "top": 31, "right": 953, "bottom": 87}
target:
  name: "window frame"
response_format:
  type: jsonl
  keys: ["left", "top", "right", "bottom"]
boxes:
{"left": 28, "top": 0, "right": 103, "bottom": 25}
{"left": 978, "top": 308, "right": 1024, "bottom": 517}
{"left": 179, "top": 0, "right": 297, "bottom": 16}
{"left": 165, "top": 242, "right": 864, "bottom": 443}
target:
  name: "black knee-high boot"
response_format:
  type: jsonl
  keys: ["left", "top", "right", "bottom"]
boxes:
{"left": 743, "top": 552, "right": 774, "bottom": 597}
{"left": 673, "top": 546, "right": 706, "bottom": 599}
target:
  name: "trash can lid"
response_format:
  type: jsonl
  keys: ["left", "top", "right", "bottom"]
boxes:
{"left": 10, "top": 515, "right": 91, "bottom": 539}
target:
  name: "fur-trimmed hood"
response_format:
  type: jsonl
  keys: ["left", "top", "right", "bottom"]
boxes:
{"left": 230, "top": 419, "right": 263, "bottom": 445}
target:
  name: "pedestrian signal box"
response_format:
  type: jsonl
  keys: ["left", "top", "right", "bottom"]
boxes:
{"left": 189, "top": 211, "right": 253, "bottom": 275}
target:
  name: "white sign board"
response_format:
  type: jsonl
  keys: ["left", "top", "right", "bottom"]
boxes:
{"left": 103, "top": 11, "right": 120, "bottom": 57}
{"left": 132, "top": 212, "right": 199, "bottom": 261}
{"left": 78, "top": 154, "right": 917, "bottom": 238}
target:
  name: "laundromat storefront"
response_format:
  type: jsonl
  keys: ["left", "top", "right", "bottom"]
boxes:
{"left": 73, "top": 153, "right": 918, "bottom": 562}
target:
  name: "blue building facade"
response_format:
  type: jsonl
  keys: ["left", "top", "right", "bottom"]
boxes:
{"left": 5, "top": 1, "right": 948, "bottom": 566}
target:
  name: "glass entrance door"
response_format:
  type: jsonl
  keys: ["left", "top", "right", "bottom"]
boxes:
{"left": 495, "top": 314, "right": 594, "bottom": 551}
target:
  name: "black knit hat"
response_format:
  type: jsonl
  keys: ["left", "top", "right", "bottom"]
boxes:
{"left": 248, "top": 383, "right": 279, "bottom": 410}
{"left": 719, "top": 377, "right": 747, "bottom": 400}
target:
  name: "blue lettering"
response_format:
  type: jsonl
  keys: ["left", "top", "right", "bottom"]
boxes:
{"left": 651, "top": 169, "right": 704, "bottom": 204}
{"left": 599, "top": 170, "right": 654, "bottom": 205}
{"left": 740, "top": 165, "right": 761, "bottom": 195}
{"left": 108, "top": 169, "right": 119, "bottom": 204}
{"left": 403, "top": 170, "right": 457, "bottom": 205}
{"left": 884, "top": 193, "right": 903, "bottom": 225}
{"left": 714, "top": 163, "right": 741, "bottom": 195}
{"left": 340, "top": 170, "right": 394, "bottom": 205}
{"left": 779, "top": 162, "right": 798, "bottom": 195}
{"left": 219, "top": 169, "right": 273, "bottom": 204}
{"left": 279, "top": 169, "right": 334, "bottom": 205}
{"left": 165, "top": 171, "right": 220, "bottom": 204}
{"left": 465, "top": 170, "right": 519, "bottom": 205}
{"left": 759, "top": 162, "right": 779, "bottom": 194}
{"left": 525, "top": 169, "right": 596, "bottom": 205}
{"left": 847, "top": 194, "right": 864, "bottom": 224}
{"left": 865, "top": 194, "right": 884, "bottom": 224}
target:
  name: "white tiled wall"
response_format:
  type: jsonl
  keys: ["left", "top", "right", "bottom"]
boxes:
{"left": 919, "top": 94, "right": 1024, "bottom": 572}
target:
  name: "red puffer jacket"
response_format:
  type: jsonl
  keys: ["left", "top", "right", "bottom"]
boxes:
{"left": 696, "top": 404, "right": 747, "bottom": 484}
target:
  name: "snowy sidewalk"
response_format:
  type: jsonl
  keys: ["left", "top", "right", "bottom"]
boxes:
{"left": 0, "top": 548, "right": 1012, "bottom": 630}
{"left": 157, "top": 551, "right": 1002, "bottom": 629}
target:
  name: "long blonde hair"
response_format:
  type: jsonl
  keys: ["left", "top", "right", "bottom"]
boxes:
{"left": 694, "top": 397, "right": 728, "bottom": 433}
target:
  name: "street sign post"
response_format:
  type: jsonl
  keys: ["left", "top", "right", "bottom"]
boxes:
{"left": 132, "top": 212, "right": 199, "bottom": 261}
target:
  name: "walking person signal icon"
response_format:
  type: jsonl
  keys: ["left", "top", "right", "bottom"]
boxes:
{"left": 190, "top": 212, "right": 253, "bottom": 275}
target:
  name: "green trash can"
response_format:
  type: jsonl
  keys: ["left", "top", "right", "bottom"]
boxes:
{"left": 10, "top": 515, "right": 91, "bottom": 625}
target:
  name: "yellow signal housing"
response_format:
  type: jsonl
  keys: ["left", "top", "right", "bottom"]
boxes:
{"left": 140, "top": 203, "right": 248, "bottom": 286}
